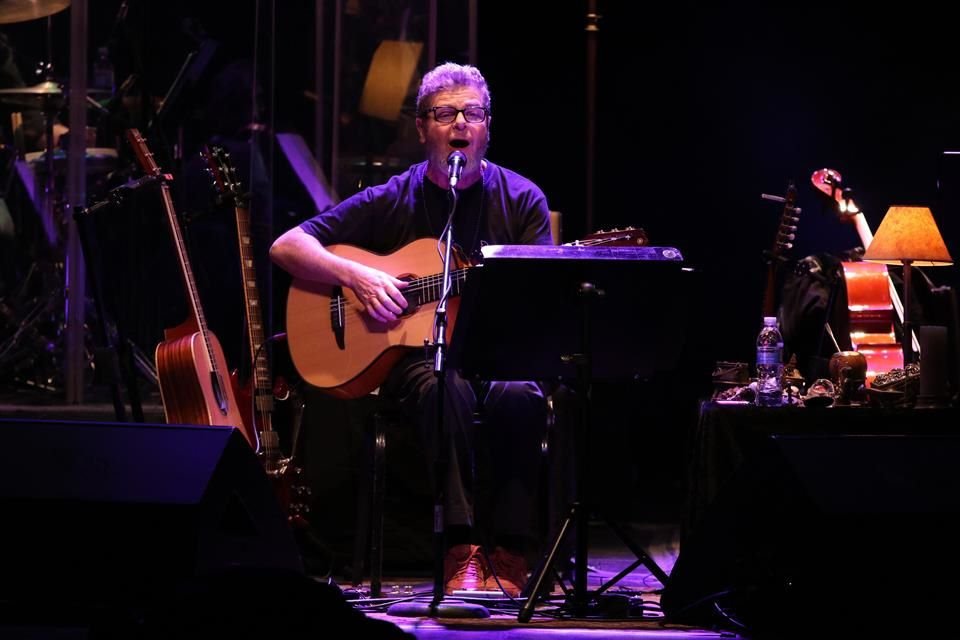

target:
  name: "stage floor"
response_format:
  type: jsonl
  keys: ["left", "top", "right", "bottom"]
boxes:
{"left": 345, "top": 521, "right": 732, "bottom": 640}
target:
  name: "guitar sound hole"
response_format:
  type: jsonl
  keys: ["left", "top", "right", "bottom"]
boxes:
{"left": 400, "top": 290, "right": 419, "bottom": 316}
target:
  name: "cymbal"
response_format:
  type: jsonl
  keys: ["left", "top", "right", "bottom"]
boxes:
{"left": 0, "top": 81, "right": 64, "bottom": 109}
{"left": 0, "top": 81, "right": 63, "bottom": 96}
{"left": 24, "top": 147, "right": 118, "bottom": 176}
{"left": 0, "top": 0, "right": 70, "bottom": 24}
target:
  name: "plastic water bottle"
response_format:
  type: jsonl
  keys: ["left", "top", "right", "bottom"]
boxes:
{"left": 756, "top": 316, "right": 783, "bottom": 406}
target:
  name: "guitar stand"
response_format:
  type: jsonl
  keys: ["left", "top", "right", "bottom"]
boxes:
{"left": 73, "top": 188, "right": 155, "bottom": 422}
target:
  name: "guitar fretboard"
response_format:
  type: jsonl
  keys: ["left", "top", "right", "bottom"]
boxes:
{"left": 329, "top": 267, "right": 470, "bottom": 318}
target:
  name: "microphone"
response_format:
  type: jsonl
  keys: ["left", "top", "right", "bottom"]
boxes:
{"left": 447, "top": 150, "right": 467, "bottom": 189}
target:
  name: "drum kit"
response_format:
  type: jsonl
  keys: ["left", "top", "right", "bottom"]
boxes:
{"left": 0, "top": 0, "right": 119, "bottom": 392}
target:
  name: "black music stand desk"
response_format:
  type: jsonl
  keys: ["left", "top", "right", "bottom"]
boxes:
{"left": 449, "top": 243, "right": 691, "bottom": 620}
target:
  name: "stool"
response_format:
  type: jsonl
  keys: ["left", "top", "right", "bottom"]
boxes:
{"left": 350, "top": 401, "right": 396, "bottom": 597}
{"left": 350, "top": 399, "right": 482, "bottom": 597}
{"left": 350, "top": 392, "right": 558, "bottom": 597}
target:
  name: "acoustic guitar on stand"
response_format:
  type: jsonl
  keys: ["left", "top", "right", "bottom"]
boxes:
{"left": 126, "top": 129, "right": 254, "bottom": 447}
{"left": 810, "top": 168, "right": 906, "bottom": 382}
{"left": 201, "top": 145, "right": 310, "bottom": 523}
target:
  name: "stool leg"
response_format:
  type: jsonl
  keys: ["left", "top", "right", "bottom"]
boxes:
{"left": 351, "top": 417, "right": 374, "bottom": 588}
{"left": 370, "top": 413, "right": 387, "bottom": 597}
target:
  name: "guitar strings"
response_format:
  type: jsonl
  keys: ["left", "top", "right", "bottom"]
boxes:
{"left": 322, "top": 268, "right": 471, "bottom": 329}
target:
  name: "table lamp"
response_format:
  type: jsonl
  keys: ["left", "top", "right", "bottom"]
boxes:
{"left": 862, "top": 206, "right": 953, "bottom": 364}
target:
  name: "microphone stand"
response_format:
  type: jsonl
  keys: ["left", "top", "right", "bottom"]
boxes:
{"left": 388, "top": 175, "right": 488, "bottom": 619}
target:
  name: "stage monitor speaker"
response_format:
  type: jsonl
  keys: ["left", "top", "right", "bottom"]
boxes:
{"left": 662, "top": 433, "right": 960, "bottom": 635}
{"left": 0, "top": 419, "right": 303, "bottom": 621}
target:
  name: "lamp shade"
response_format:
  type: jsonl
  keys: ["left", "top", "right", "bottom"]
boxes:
{"left": 862, "top": 206, "right": 954, "bottom": 266}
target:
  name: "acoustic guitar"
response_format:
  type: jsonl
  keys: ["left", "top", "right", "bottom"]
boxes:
{"left": 127, "top": 129, "right": 253, "bottom": 446}
{"left": 286, "top": 228, "right": 647, "bottom": 398}
{"left": 287, "top": 238, "right": 468, "bottom": 398}
{"left": 811, "top": 168, "right": 904, "bottom": 381}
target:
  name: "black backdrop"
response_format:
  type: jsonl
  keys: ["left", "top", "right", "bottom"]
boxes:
{"left": 7, "top": 2, "right": 959, "bottom": 530}
{"left": 9, "top": 2, "right": 959, "bottom": 366}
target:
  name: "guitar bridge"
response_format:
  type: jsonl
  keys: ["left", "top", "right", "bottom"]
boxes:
{"left": 210, "top": 371, "right": 228, "bottom": 414}
{"left": 331, "top": 286, "right": 346, "bottom": 349}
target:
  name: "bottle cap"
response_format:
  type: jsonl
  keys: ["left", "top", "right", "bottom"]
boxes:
{"left": 763, "top": 316, "right": 777, "bottom": 326}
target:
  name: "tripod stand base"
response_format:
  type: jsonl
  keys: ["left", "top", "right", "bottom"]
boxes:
{"left": 387, "top": 598, "right": 490, "bottom": 618}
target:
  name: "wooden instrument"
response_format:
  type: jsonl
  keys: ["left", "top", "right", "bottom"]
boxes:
{"left": 200, "top": 145, "right": 311, "bottom": 523}
{"left": 811, "top": 168, "right": 904, "bottom": 381}
{"left": 565, "top": 226, "right": 648, "bottom": 247}
{"left": 200, "top": 145, "right": 282, "bottom": 467}
{"left": 287, "top": 238, "right": 468, "bottom": 398}
{"left": 286, "top": 227, "right": 650, "bottom": 398}
{"left": 761, "top": 182, "right": 800, "bottom": 318}
{"left": 127, "top": 129, "right": 254, "bottom": 446}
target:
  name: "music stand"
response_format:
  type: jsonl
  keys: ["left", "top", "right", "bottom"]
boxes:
{"left": 448, "top": 244, "right": 690, "bottom": 620}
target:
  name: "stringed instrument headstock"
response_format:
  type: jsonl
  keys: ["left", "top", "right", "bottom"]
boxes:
{"left": 200, "top": 145, "right": 250, "bottom": 209}
{"left": 126, "top": 128, "right": 169, "bottom": 179}
{"left": 761, "top": 180, "right": 801, "bottom": 317}
{"left": 565, "top": 226, "right": 649, "bottom": 247}
{"left": 811, "top": 167, "right": 860, "bottom": 221}
{"left": 769, "top": 181, "right": 800, "bottom": 256}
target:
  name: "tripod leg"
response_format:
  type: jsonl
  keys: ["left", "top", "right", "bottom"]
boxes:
{"left": 603, "top": 518, "right": 670, "bottom": 588}
{"left": 518, "top": 503, "right": 577, "bottom": 623}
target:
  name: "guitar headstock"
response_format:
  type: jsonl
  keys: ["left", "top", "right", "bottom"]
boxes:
{"left": 126, "top": 128, "right": 162, "bottom": 177}
{"left": 200, "top": 145, "right": 248, "bottom": 208}
{"left": 771, "top": 181, "right": 800, "bottom": 255}
{"left": 566, "top": 226, "right": 649, "bottom": 247}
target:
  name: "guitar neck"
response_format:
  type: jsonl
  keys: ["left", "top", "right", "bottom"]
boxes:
{"left": 234, "top": 201, "right": 273, "bottom": 427}
{"left": 127, "top": 128, "right": 213, "bottom": 345}
{"left": 762, "top": 182, "right": 799, "bottom": 318}
{"left": 160, "top": 184, "right": 220, "bottom": 361}
{"left": 850, "top": 212, "right": 874, "bottom": 248}
{"left": 849, "top": 212, "right": 918, "bottom": 353}
{"left": 407, "top": 267, "right": 470, "bottom": 305}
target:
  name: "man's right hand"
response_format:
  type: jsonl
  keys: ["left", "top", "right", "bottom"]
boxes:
{"left": 347, "top": 263, "right": 408, "bottom": 323}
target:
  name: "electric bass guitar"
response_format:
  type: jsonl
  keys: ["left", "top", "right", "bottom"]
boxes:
{"left": 201, "top": 145, "right": 311, "bottom": 521}
{"left": 127, "top": 129, "right": 254, "bottom": 446}
{"left": 200, "top": 144, "right": 282, "bottom": 467}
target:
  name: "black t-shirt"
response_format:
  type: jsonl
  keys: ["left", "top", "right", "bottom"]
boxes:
{"left": 298, "top": 160, "right": 552, "bottom": 257}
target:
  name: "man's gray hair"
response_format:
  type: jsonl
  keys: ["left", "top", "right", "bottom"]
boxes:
{"left": 416, "top": 62, "right": 491, "bottom": 114}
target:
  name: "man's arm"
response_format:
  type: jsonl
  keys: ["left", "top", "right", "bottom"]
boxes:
{"left": 270, "top": 227, "right": 408, "bottom": 322}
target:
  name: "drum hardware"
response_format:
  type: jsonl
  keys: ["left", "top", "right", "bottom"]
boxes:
{"left": 0, "top": 0, "right": 70, "bottom": 24}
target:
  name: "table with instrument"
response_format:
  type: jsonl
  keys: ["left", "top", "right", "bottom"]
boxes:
{"left": 664, "top": 401, "right": 960, "bottom": 632}
{"left": 682, "top": 400, "right": 960, "bottom": 543}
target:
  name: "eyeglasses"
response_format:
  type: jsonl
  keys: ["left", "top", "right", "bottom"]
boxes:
{"left": 421, "top": 105, "right": 489, "bottom": 124}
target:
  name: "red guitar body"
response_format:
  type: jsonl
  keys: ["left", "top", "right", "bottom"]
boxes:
{"left": 156, "top": 318, "right": 246, "bottom": 431}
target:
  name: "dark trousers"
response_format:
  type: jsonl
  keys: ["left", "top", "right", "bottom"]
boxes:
{"left": 381, "top": 351, "right": 547, "bottom": 547}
